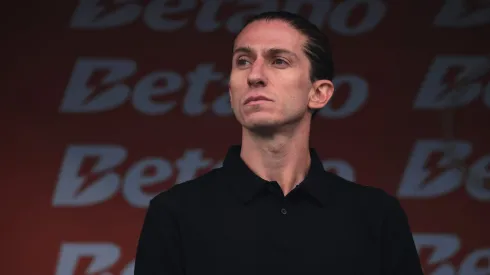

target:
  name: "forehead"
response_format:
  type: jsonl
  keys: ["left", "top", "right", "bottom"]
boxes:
{"left": 234, "top": 20, "right": 307, "bottom": 54}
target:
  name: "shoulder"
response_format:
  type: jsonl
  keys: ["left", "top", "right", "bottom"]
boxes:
{"left": 328, "top": 172, "right": 398, "bottom": 204}
{"left": 323, "top": 172, "right": 410, "bottom": 238}
{"left": 325, "top": 172, "right": 406, "bottom": 222}
{"left": 148, "top": 167, "right": 226, "bottom": 209}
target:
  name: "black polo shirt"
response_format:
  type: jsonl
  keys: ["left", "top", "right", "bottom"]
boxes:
{"left": 134, "top": 146, "right": 423, "bottom": 275}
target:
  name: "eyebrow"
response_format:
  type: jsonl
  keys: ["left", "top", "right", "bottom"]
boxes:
{"left": 232, "top": 46, "right": 298, "bottom": 59}
{"left": 232, "top": 46, "right": 253, "bottom": 55}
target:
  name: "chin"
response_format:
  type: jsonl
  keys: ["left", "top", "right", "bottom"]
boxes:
{"left": 241, "top": 110, "right": 307, "bottom": 133}
{"left": 241, "top": 114, "right": 284, "bottom": 131}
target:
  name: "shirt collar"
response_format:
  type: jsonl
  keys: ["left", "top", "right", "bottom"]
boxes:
{"left": 221, "top": 145, "right": 334, "bottom": 207}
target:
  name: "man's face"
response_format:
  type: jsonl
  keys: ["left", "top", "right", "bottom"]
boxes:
{"left": 229, "top": 20, "right": 317, "bottom": 131}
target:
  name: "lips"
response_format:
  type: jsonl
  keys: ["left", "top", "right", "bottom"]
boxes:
{"left": 244, "top": 95, "right": 272, "bottom": 105}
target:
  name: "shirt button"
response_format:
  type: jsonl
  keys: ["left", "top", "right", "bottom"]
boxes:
{"left": 281, "top": 208, "right": 287, "bottom": 215}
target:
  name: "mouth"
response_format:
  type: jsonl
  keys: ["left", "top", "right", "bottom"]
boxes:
{"left": 244, "top": 95, "right": 273, "bottom": 105}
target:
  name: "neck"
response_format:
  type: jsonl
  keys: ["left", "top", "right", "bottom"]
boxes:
{"left": 240, "top": 118, "right": 312, "bottom": 196}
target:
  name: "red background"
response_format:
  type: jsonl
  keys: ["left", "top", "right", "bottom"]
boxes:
{"left": 3, "top": 1, "right": 489, "bottom": 274}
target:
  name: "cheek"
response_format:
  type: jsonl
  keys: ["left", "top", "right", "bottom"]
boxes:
{"left": 287, "top": 76, "right": 311, "bottom": 99}
{"left": 229, "top": 86, "right": 243, "bottom": 107}
{"left": 281, "top": 78, "right": 311, "bottom": 111}
{"left": 228, "top": 75, "right": 240, "bottom": 97}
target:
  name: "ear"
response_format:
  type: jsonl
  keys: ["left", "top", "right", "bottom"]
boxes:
{"left": 308, "top": 79, "right": 334, "bottom": 110}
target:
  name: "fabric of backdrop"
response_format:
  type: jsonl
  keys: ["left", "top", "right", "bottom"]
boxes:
{"left": 2, "top": 1, "right": 489, "bottom": 274}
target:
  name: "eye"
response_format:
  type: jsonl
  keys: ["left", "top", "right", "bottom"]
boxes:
{"left": 236, "top": 57, "right": 251, "bottom": 67}
{"left": 272, "top": 58, "right": 289, "bottom": 67}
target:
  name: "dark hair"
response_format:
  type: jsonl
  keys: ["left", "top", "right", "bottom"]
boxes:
{"left": 236, "top": 11, "right": 335, "bottom": 118}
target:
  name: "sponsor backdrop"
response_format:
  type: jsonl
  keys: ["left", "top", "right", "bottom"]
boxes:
{"left": 3, "top": 1, "right": 489, "bottom": 274}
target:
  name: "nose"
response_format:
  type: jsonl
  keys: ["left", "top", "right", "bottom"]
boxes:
{"left": 247, "top": 59, "right": 267, "bottom": 88}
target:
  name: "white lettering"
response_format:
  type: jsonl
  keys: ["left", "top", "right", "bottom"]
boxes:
{"left": 132, "top": 71, "right": 182, "bottom": 115}
{"left": 55, "top": 242, "right": 120, "bottom": 275}
{"left": 414, "top": 233, "right": 460, "bottom": 262}
{"left": 225, "top": 1, "right": 278, "bottom": 33}
{"left": 212, "top": 77, "right": 233, "bottom": 116}
{"left": 214, "top": 160, "right": 224, "bottom": 169}
{"left": 413, "top": 55, "right": 489, "bottom": 109}
{"left": 52, "top": 145, "right": 356, "bottom": 207}
{"left": 397, "top": 140, "right": 489, "bottom": 201}
{"left": 434, "top": 0, "right": 490, "bottom": 28}
{"left": 322, "top": 160, "right": 356, "bottom": 181}
{"left": 122, "top": 157, "right": 173, "bottom": 208}
{"left": 467, "top": 156, "right": 490, "bottom": 201}
{"left": 70, "top": 0, "right": 142, "bottom": 28}
{"left": 319, "top": 75, "right": 368, "bottom": 118}
{"left": 413, "top": 234, "right": 490, "bottom": 275}
{"left": 70, "top": 0, "right": 385, "bottom": 35}
{"left": 281, "top": 0, "right": 329, "bottom": 28}
{"left": 60, "top": 58, "right": 137, "bottom": 112}
{"left": 60, "top": 58, "right": 223, "bottom": 116}
{"left": 53, "top": 145, "right": 126, "bottom": 206}
{"left": 184, "top": 64, "right": 224, "bottom": 115}
{"left": 52, "top": 146, "right": 221, "bottom": 207}
{"left": 56, "top": 236, "right": 489, "bottom": 275}
{"left": 328, "top": 0, "right": 386, "bottom": 35}
{"left": 60, "top": 58, "right": 364, "bottom": 118}
{"left": 459, "top": 249, "right": 490, "bottom": 275}
{"left": 55, "top": 242, "right": 135, "bottom": 275}
{"left": 144, "top": 0, "right": 196, "bottom": 31}
{"left": 175, "top": 150, "right": 213, "bottom": 184}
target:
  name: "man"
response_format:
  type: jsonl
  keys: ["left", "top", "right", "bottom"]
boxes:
{"left": 134, "top": 11, "right": 424, "bottom": 275}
